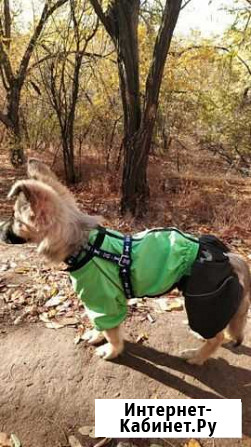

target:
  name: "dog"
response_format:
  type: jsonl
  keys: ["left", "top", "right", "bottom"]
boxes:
{"left": 0, "top": 159, "right": 250, "bottom": 364}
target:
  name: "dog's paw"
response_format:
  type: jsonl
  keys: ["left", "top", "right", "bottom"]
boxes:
{"left": 186, "top": 357, "right": 205, "bottom": 366}
{"left": 180, "top": 348, "right": 197, "bottom": 359}
{"left": 180, "top": 349, "right": 205, "bottom": 366}
{"left": 95, "top": 343, "right": 124, "bottom": 360}
{"left": 82, "top": 329, "right": 105, "bottom": 345}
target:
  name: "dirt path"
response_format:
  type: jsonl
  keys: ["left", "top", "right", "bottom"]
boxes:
{"left": 0, "top": 244, "right": 251, "bottom": 447}
{"left": 0, "top": 313, "right": 251, "bottom": 446}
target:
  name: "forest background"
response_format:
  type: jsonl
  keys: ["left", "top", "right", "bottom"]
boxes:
{"left": 1, "top": 0, "right": 251, "bottom": 227}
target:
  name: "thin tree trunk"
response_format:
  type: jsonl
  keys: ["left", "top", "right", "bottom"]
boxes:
{"left": 121, "top": 120, "right": 155, "bottom": 216}
{"left": 7, "top": 82, "right": 25, "bottom": 165}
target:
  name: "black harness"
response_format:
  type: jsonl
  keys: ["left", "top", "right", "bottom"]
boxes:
{"left": 66, "top": 228, "right": 134, "bottom": 299}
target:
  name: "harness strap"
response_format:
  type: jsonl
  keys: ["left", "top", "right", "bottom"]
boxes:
{"left": 65, "top": 227, "right": 106, "bottom": 271}
{"left": 120, "top": 235, "right": 134, "bottom": 299}
{"left": 88, "top": 234, "right": 135, "bottom": 299}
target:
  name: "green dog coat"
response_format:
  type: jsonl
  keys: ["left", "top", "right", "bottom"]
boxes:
{"left": 69, "top": 228, "right": 200, "bottom": 332}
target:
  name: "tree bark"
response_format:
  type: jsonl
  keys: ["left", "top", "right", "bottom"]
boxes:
{"left": 90, "top": 0, "right": 183, "bottom": 216}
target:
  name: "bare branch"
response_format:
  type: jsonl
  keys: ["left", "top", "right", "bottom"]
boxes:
{"left": 29, "top": 49, "right": 115, "bottom": 72}
{"left": 89, "top": 0, "right": 114, "bottom": 38}
{"left": 181, "top": 0, "right": 193, "bottom": 10}
{"left": 144, "top": 0, "right": 183, "bottom": 117}
{"left": 17, "top": 0, "right": 69, "bottom": 85}
{"left": 172, "top": 45, "right": 251, "bottom": 76}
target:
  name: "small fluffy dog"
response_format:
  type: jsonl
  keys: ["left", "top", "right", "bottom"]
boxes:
{"left": 1, "top": 159, "right": 250, "bottom": 365}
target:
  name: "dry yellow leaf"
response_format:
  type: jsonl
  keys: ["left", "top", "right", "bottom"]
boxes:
{"left": 136, "top": 333, "right": 149, "bottom": 343}
{"left": 166, "top": 298, "right": 184, "bottom": 312}
{"left": 78, "top": 426, "right": 95, "bottom": 437}
{"left": 68, "top": 435, "right": 83, "bottom": 447}
{"left": 184, "top": 439, "right": 202, "bottom": 447}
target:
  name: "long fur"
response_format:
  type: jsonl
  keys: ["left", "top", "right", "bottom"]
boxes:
{"left": 9, "top": 175, "right": 99, "bottom": 263}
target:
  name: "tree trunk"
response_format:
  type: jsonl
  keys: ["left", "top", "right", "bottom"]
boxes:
{"left": 62, "top": 136, "right": 76, "bottom": 184}
{"left": 90, "top": 0, "right": 182, "bottom": 216}
{"left": 121, "top": 0, "right": 183, "bottom": 215}
{"left": 121, "top": 116, "right": 155, "bottom": 216}
{"left": 7, "top": 83, "right": 25, "bottom": 165}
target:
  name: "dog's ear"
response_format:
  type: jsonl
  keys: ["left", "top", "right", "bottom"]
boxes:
{"left": 8, "top": 180, "right": 58, "bottom": 227}
{"left": 27, "top": 158, "right": 57, "bottom": 181}
{"left": 8, "top": 180, "right": 32, "bottom": 201}
{"left": 28, "top": 158, "right": 77, "bottom": 203}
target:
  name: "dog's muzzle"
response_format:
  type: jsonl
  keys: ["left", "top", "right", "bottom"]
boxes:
{"left": 0, "top": 217, "right": 27, "bottom": 244}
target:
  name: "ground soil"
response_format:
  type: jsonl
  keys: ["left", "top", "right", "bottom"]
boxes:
{"left": 0, "top": 261, "right": 251, "bottom": 447}
{"left": 0, "top": 151, "right": 251, "bottom": 447}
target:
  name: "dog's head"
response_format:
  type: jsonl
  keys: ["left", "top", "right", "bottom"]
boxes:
{"left": 1, "top": 159, "right": 98, "bottom": 262}
{"left": 0, "top": 159, "right": 59, "bottom": 245}
{"left": 7, "top": 178, "right": 63, "bottom": 243}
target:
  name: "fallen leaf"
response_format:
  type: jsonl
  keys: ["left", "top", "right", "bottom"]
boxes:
{"left": 14, "top": 267, "right": 30, "bottom": 274}
{"left": 56, "top": 316, "right": 79, "bottom": 326}
{"left": 68, "top": 435, "right": 83, "bottom": 447}
{"left": 147, "top": 313, "right": 155, "bottom": 323}
{"left": 47, "top": 309, "right": 57, "bottom": 318}
{"left": 78, "top": 426, "right": 95, "bottom": 437}
{"left": 56, "top": 299, "right": 72, "bottom": 314}
{"left": 39, "top": 313, "right": 51, "bottom": 323}
{"left": 155, "top": 297, "right": 171, "bottom": 311}
{"left": 13, "top": 316, "right": 24, "bottom": 326}
{"left": 94, "top": 438, "right": 112, "bottom": 447}
{"left": 10, "top": 434, "right": 22, "bottom": 447}
{"left": 0, "top": 264, "right": 9, "bottom": 272}
{"left": 45, "top": 321, "right": 65, "bottom": 329}
{"left": 165, "top": 298, "right": 184, "bottom": 312}
{"left": 184, "top": 440, "right": 202, "bottom": 447}
{"left": 136, "top": 333, "right": 148, "bottom": 343}
{"left": 137, "top": 299, "right": 146, "bottom": 308}
{"left": 44, "top": 294, "right": 66, "bottom": 308}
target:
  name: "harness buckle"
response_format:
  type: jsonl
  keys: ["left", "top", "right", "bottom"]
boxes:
{"left": 118, "top": 254, "right": 131, "bottom": 267}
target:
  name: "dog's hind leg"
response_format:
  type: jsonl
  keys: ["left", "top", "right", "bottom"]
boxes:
{"left": 95, "top": 326, "right": 124, "bottom": 360}
{"left": 227, "top": 293, "right": 250, "bottom": 346}
{"left": 227, "top": 253, "right": 251, "bottom": 346}
{"left": 181, "top": 331, "right": 225, "bottom": 365}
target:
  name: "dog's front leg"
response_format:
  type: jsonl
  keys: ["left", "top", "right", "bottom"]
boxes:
{"left": 181, "top": 331, "right": 224, "bottom": 365}
{"left": 95, "top": 326, "right": 124, "bottom": 360}
{"left": 83, "top": 328, "right": 105, "bottom": 345}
